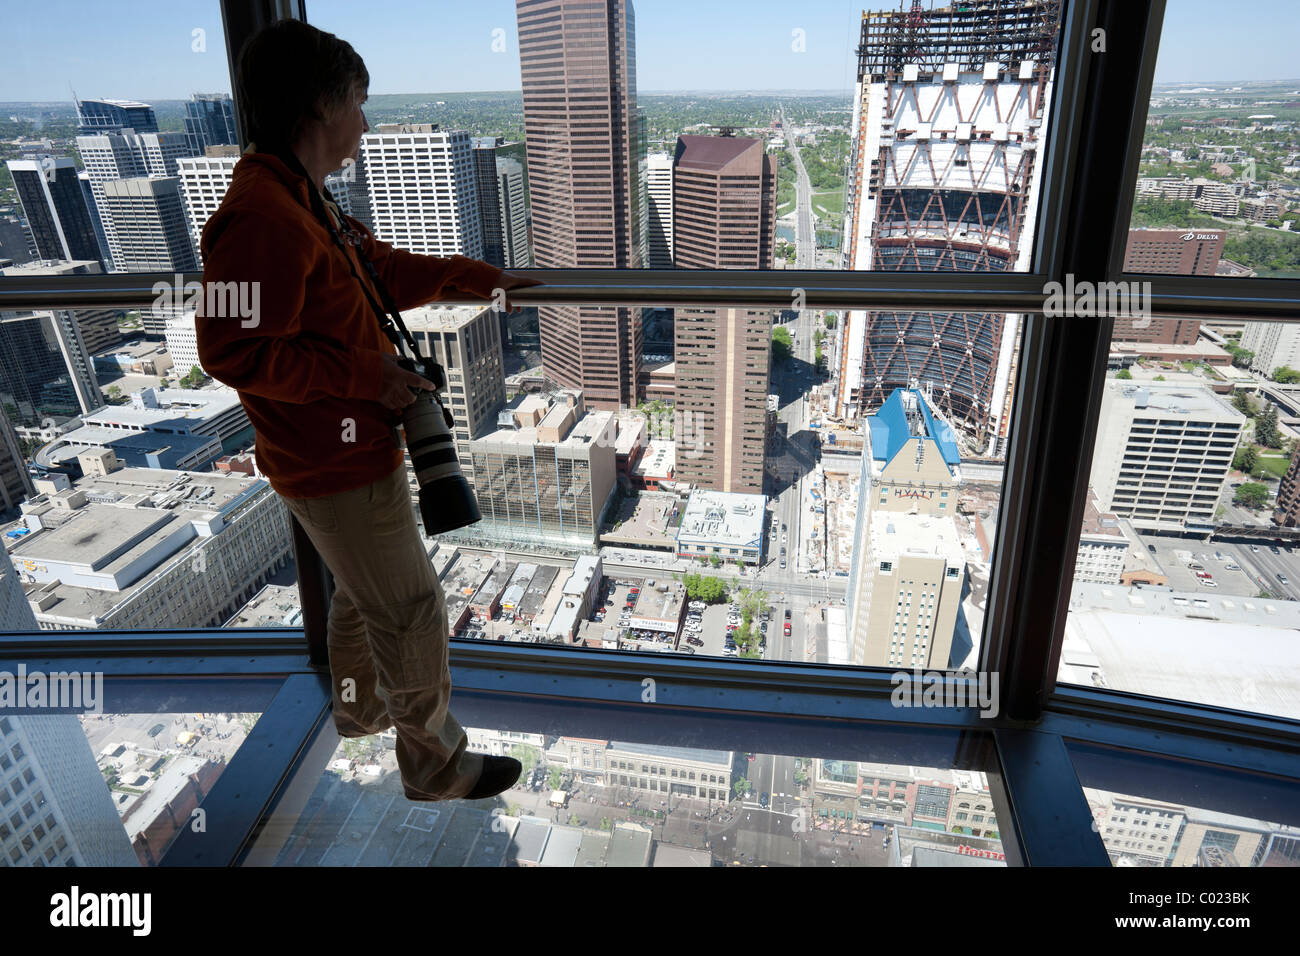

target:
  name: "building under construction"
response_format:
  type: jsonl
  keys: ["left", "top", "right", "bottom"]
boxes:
{"left": 837, "top": 0, "right": 1061, "bottom": 452}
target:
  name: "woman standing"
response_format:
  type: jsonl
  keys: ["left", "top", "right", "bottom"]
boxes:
{"left": 197, "top": 19, "right": 539, "bottom": 802}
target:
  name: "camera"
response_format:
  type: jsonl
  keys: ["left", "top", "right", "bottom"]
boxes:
{"left": 395, "top": 356, "right": 481, "bottom": 535}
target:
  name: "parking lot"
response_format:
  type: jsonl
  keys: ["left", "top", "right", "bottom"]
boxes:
{"left": 1142, "top": 536, "right": 1300, "bottom": 600}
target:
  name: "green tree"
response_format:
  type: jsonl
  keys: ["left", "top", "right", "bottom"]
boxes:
{"left": 682, "top": 573, "right": 728, "bottom": 603}
{"left": 772, "top": 326, "right": 793, "bottom": 363}
{"left": 1274, "top": 366, "right": 1300, "bottom": 384}
{"left": 1225, "top": 343, "right": 1255, "bottom": 370}
{"left": 1153, "top": 374, "right": 1166, "bottom": 381}
{"left": 1256, "top": 403, "right": 1282, "bottom": 449}
{"left": 1115, "top": 368, "right": 1133, "bottom": 380}
{"left": 1234, "top": 482, "right": 1270, "bottom": 510}
{"left": 1232, "top": 390, "right": 1256, "bottom": 417}
{"left": 824, "top": 314, "right": 837, "bottom": 329}
{"left": 709, "top": 554, "right": 722, "bottom": 568}
{"left": 1233, "top": 444, "right": 1260, "bottom": 474}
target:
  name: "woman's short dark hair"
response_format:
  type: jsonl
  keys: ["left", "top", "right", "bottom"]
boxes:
{"left": 235, "top": 19, "right": 368, "bottom": 152}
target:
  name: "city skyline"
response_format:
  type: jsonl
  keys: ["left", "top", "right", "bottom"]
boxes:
{"left": 5, "top": 0, "right": 1300, "bottom": 101}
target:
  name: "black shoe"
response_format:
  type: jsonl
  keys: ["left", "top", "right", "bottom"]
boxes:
{"left": 463, "top": 755, "right": 522, "bottom": 800}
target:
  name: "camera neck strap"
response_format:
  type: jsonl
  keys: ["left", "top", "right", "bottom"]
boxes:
{"left": 273, "top": 147, "right": 432, "bottom": 372}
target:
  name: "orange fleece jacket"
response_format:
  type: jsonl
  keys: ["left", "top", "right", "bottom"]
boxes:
{"left": 196, "top": 151, "right": 506, "bottom": 498}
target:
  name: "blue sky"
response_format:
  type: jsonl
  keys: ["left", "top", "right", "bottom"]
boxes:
{"left": 4, "top": 0, "right": 1298, "bottom": 101}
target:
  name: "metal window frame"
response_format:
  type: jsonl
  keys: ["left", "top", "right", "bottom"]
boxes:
{"left": 0, "top": 0, "right": 1297, "bottom": 868}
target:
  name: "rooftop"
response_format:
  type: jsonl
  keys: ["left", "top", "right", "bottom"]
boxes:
{"left": 868, "top": 510, "right": 967, "bottom": 563}
{"left": 608, "top": 739, "right": 734, "bottom": 768}
{"left": 674, "top": 133, "right": 763, "bottom": 171}
{"left": 676, "top": 490, "right": 766, "bottom": 547}
{"left": 226, "top": 584, "right": 303, "bottom": 628}
{"left": 399, "top": 303, "right": 493, "bottom": 332}
{"left": 633, "top": 441, "right": 676, "bottom": 478}
{"left": 1105, "top": 380, "right": 1244, "bottom": 423}
{"left": 1064, "top": 581, "right": 1300, "bottom": 719}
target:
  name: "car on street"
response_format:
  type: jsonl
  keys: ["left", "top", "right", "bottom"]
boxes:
{"left": 759, "top": 792, "right": 770, "bottom": 809}
{"left": 1147, "top": 544, "right": 1156, "bottom": 553}
{"left": 1271, "top": 546, "right": 1281, "bottom": 555}
{"left": 1225, "top": 563, "right": 1241, "bottom": 571}
{"left": 148, "top": 723, "right": 165, "bottom": 738}
{"left": 1279, "top": 573, "right": 1290, "bottom": 586}
{"left": 783, "top": 622, "right": 792, "bottom": 636}
{"left": 1199, "top": 579, "right": 1218, "bottom": 588}
{"left": 1251, "top": 545, "right": 1261, "bottom": 553}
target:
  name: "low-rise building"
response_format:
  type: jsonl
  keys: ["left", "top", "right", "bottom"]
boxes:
{"left": 545, "top": 554, "right": 602, "bottom": 642}
{"left": 605, "top": 740, "right": 735, "bottom": 804}
{"left": 1075, "top": 491, "right": 1129, "bottom": 585}
{"left": 631, "top": 440, "right": 675, "bottom": 491}
{"left": 465, "top": 391, "right": 618, "bottom": 550}
{"left": 5, "top": 466, "right": 290, "bottom": 629}
{"left": 675, "top": 489, "right": 766, "bottom": 564}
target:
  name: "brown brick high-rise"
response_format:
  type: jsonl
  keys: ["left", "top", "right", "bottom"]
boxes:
{"left": 517, "top": 0, "right": 647, "bottom": 409}
{"left": 672, "top": 135, "right": 776, "bottom": 493}
{"left": 1114, "top": 228, "right": 1224, "bottom": 344}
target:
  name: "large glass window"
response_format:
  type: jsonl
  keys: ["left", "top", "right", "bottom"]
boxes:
{"left": 1062, "top": 316, "right": 1300, "bottom": 720}
{"left": 1124, "top": 0, "right": 1300, "bottom": 281}
{"left": 261, "top": 729, "right": 1004, "bottom": 867}
{"left": 0, "top": 704, "right": 268, "bottom": 866}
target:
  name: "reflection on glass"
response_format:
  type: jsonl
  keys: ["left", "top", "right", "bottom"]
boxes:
{"left": 1083, "top": 786, "right": 1300, "bottom": 868}
{"left": 0, "top": 710, "right": 258, "bottom": 866}
{"left": 270, "top": 729, "right": 1002, "bottom": 867}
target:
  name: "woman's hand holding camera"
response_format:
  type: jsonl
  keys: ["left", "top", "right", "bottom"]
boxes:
{"left": 378, "top": 352, "right": 434, "bottom": 410}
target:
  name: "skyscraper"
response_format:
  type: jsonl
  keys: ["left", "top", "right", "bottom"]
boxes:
{"left": 6, "top": 158, "right": 103, "bottom": 264}
{"left": 0, "top": 405, "right": 34, "bottom": 515}
{"left": 0, "top": 262, "right": 104, "bottom": 428}
{"left": 176, "top": 152, "right": 239, "bottom": 265}
{"left": 77, "top": 171, "right": 112, "bottom": 264}
{"left": 183, "top": 93, "right": 238, "bottom": 155}
{"left": 844, "top": 387, "right": 965, "bottom": 666}
{"left": 100, "top": 177, "right": 199, "bottom": 273}
{"left": 75, "top": 98, "right": 158, "bottom": 135}
{"left": 75, "top": 129, "right": 191, "bottom": 269}
{"left": 0, "top": 544, "right": 141, "bottom": 866}
{"left": 473, "top": 137, "right": 509, "bottom": 267}
{"left": 838, "top": 0, "right": 1060, "bottom": 452}
{"left": 496, "top": 156, "right": 531, "bottom": 269}
{"left": 472, "top": 138, "right": 531, "bottom": 270}
{"left": 517, "top": 0, "right": 648, "bottom": 410}
{"left": 671, "top": 135, "right": 776, "bottom": 493}
{"left": 646, "top": 152, "right": 673, "bottom": 268}
{"left": 361, "top": 124, "right": 482, "bottom": 258}
{"left": 1114, "top": 228, "right": 1222, "bottom": 343}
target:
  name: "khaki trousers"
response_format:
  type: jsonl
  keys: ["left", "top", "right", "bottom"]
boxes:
{"left": 282, "top": 464, "right": 483, "bottom": 801}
